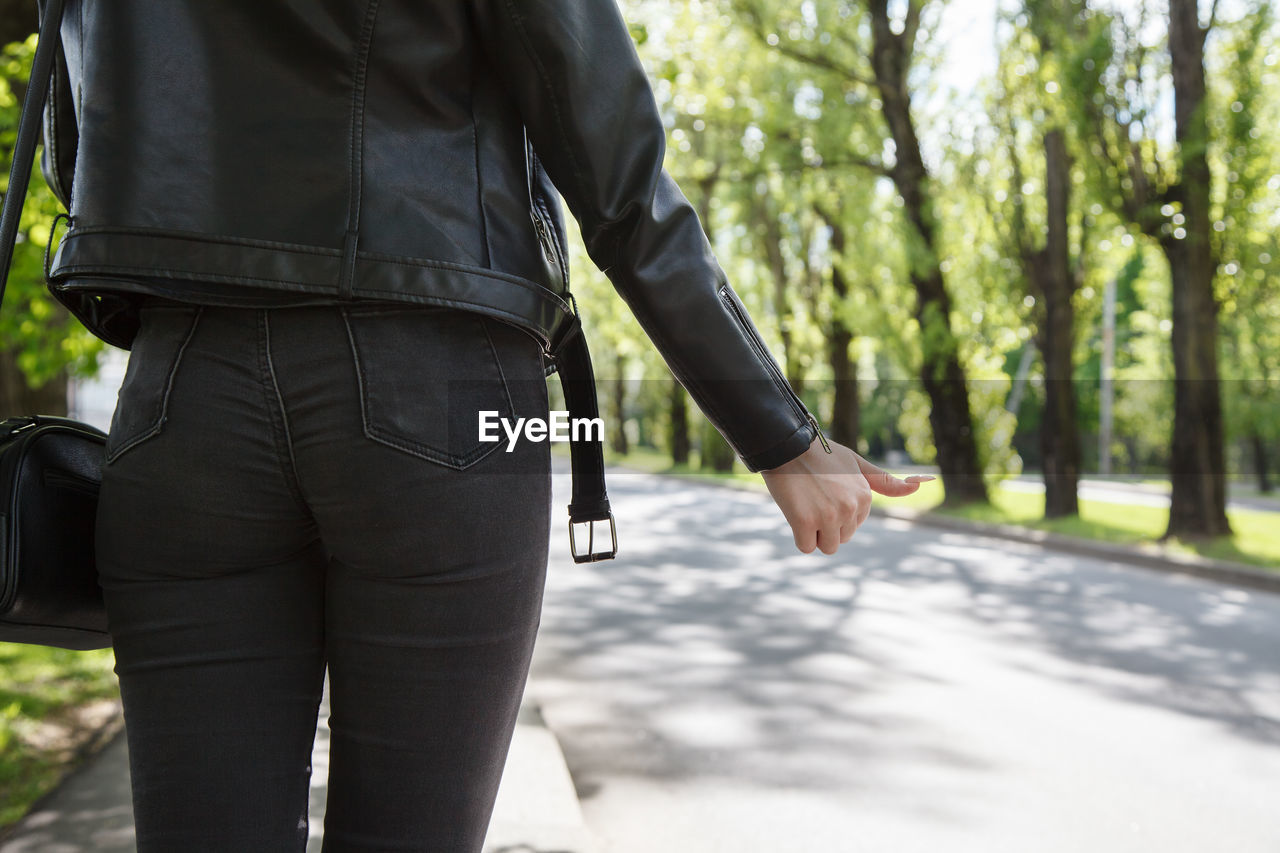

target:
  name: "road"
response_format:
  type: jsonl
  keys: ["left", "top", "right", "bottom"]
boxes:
{"left": 531, "top": 461, "right": 1280, "bottom": 853}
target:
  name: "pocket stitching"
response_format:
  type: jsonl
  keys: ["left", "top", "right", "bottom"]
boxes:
{"left": 104, "top": 307, "right": 203, "bottom": 464}
{"left": 342, "top": 309, "right": 516, "bottom": 470}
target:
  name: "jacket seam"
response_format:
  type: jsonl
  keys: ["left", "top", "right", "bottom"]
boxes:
{"left": 59, "top": 225, "right": 344, "bottom": 256}
{"left": 53, "top": 261, "right": 564, "bottom": 313}
{"left": 341, "top": 0, "right": 383, "bottom": 296}
{"left": 497, "top": 0, "right": 592, "bottom": 210}
{"left": 597, "top": 268, "right": 736, "bottom": 434}
{"left": 51, "top": 263, "right": 341, "bottom": 290}
{"left": 356, "top": 250, "right": 571, "bottom": 303}
{"left": 51, "top": 264, "right": 567, "bottom": 344}
{"left": 45, "top": 50, "right": 71, "bottom": 205}
{"left": 51, "top": 241, "right": 572, "bottom": 307}
{"left": 717, "top": 282, "right": 809, "bottom": 426}
{"left": 351, "top": 295, "right": 555, "bottom": 343}
{"left": 470, "top": 56, "right": 492, "bottom": 268}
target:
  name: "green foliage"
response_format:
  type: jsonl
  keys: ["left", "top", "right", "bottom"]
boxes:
{"left": 0, "top": 36, "right": 106, "bottom": 388}
{"left": 1210, "top": 4, "right": 1280, "bottom": 453}
{"left": 0, "top": 643, "right": 119, "bottom": 829}
{"left": 553, "top": 0, "right": 1278, "bottom": 503}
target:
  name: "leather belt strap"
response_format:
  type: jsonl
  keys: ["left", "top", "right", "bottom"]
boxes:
{"left": 549, "top": 302, "right": 617, "bottom": 562}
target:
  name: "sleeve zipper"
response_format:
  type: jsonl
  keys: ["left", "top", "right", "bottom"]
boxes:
{"left": 718, "top": 285, "right": 831, "bottom": 455}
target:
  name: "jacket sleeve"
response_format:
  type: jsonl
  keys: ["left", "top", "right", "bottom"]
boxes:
{"left": 470, "top": 0, "right": 823, "bottom": 472}
{"left": 37, "top": 0, "right": 78, "bottom": 209}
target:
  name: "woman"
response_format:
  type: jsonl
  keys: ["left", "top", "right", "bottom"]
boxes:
{"left": 41, "top": 0, "right": 927, "bottom": 849}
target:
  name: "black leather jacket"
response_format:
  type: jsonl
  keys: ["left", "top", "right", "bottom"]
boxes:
{"left": 41, "top": 0, "right": 821, "bottom": 472}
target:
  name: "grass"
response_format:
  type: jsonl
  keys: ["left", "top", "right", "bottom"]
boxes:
{"left": 0, "top": 644, "right": 120, "bottom": 829}
{"left": 600, "top": 447, "right": 1280, "bottom": 572}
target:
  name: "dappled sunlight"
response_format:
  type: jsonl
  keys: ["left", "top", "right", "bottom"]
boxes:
{"left": 532, "top": 462, "right": 1280, "bottom": 824}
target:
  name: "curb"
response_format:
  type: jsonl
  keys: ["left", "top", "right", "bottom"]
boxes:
{"left": 0, "top": 695, "right": 595, "bottom": 853}
{"left": 873, "top": 505, "right": 1280, "bottom": 595}
{"left": 602, "top": 461, "right": 1280, "bottom": 596}
{"left": 484, "top": 702, "right": 598, "bottom": 853}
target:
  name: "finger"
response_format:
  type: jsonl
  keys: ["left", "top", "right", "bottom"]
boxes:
{"left": 856, "top": 494, "right": 872, "bottom": 528}
{"left": 792, "top": 521, "right": 818, "bottom": 555}
{"left": 815, "top": 522, "right": 841, "bottom": 555}
{"left": 857, "top": 457, "right": 924, "bottom": 497}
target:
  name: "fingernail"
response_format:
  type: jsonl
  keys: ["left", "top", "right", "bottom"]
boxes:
{"left": 905, "top": 475, "right": 936, "bottom": 483}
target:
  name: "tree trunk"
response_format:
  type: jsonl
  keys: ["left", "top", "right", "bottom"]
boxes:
{"left": 868, "top": 0, "right": 987, "bottom": 505}
{"left": 611, "top": 354, "right": 628, "bottom": 456}
{"left": 0, "top": 349, "right": 68, "bottom": 417}
{"left": 752, "top": 195, "right": 802, "bottom": 396}
{"left": 689, "top": 164, "right": 736, "bottom": 474}
{"left": 1032, "top": 129, "right": 1080, "bottom": 518}
{"left": 699, "top": 419, "right": 736, "bottom": 473}
{"left": 824, "top": 216, "right": 858, "bottom": 450}
{"left": 669, "top": 380, "right": 690, "bottom": 465}
{"left": 0, "top": 0, "right": 37, "bottom": 47}
{"left": 1163, "top": 0, "right": 1231, "bottom": 538}
{"left": 1252, "top": 433, "right": 1272, "bottom": 494}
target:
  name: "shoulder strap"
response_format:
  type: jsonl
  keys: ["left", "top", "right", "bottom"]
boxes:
{"left": 0, "top": 0, "right": 68, "bottom": 312}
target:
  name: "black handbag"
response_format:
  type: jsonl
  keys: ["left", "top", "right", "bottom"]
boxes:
{"left": 0, "top": 0, "right": 111, "bottom": 650}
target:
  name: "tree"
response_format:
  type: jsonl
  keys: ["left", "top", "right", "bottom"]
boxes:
{"left": 1022, "top": 128, "right": 1081, "bottom": 517}
{"left": 990, "top": 0, "right": 1086, "bottom": 518}
{"left": 815, "top": 202, "right": 859, "bottom": 449}
{"left": 731, "top": 0, "right": 989, "bottom": 504}
{"left": 1, "top": 34, "right": 105, "bottom": 418}
{"left": 1212, "top": 4, "right": 1279, "bottom": 494}
{"left": 0, "top": 0, "right": 36, "bottom": 48}
{"left": 1063, "top": 0, "right": 1232, "bottom": 537}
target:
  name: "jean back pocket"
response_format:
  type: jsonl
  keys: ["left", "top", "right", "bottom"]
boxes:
{"left": 104, "top": 304, "right": 202, "bottom": 464}
{"left": 341, "top": 305, "right": 517, "bottom": 470}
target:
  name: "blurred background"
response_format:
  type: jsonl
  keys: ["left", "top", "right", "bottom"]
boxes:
{"left": 554, "top": 0, "right": 1278, "bottom": 565}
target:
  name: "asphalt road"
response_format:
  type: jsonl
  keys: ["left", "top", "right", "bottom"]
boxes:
{"left": 532, "top": 461, "right": 1280, "bottom": 853}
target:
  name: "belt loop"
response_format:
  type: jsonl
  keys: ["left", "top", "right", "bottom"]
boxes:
{"left": 548, "top": 293, "right": 582, "bottom": 360}
{"left": 43, "top": 212, "right": 72, "bottom": 281}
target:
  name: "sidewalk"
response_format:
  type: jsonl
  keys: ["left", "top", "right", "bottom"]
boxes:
{"left": 0, "top": 675, "right": 597, "bottom": 853}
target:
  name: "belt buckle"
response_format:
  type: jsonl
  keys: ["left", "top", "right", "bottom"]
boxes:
{"left": 568, "top": 513, "right": 617, "bottom": 563}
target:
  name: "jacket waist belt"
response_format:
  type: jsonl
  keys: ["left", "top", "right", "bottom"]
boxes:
{"left": 48, "top": 225, "right": 618, "bottom": 563}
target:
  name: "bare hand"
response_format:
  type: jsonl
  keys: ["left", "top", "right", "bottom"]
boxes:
{"left": 759, "top": 436, "right": 934, "bottom": 555}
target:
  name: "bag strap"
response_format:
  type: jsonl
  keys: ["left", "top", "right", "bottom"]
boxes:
{"left": 0, "top": 0, "right": 67, "bottom": 312}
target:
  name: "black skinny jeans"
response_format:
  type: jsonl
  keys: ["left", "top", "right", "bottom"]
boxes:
{"left": 94, "top": 298, "right": 553, "bottom": 852}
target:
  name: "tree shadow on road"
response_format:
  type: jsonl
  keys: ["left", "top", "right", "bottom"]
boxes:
{"left": 533, "top": 466, "right": 1280, "bottom": 809}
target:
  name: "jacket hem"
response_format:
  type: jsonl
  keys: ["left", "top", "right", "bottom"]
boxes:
{"left": 48, "top": 227, "right": 575, "bottom": 349}
{"left": 740, "top": 420, "right": 819, "bottom": 473}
